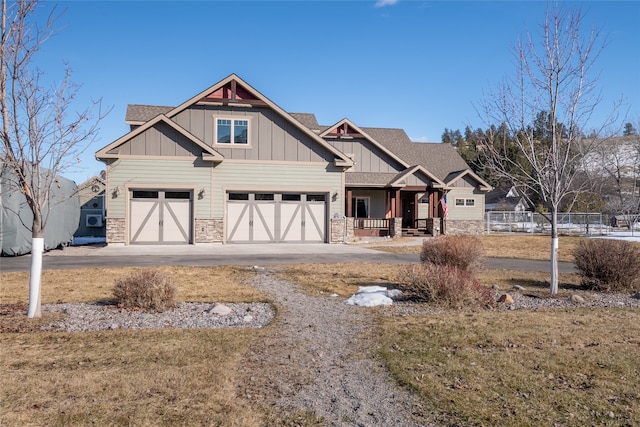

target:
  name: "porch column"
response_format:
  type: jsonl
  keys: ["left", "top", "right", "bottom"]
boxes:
{"left": 346, "top": 189, "right": 353, "bottom": 217}
{"left": 394, "top": 189, "right": 401, "bottom": 218}
{"left": 385, "top": 190, "right": 391, "bottom": 218}
{"left": 429, "top": 191, "right": 438, "bottom": 217}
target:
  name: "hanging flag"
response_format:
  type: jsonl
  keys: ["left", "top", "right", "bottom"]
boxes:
{"left": 441, "top": 194, "right": 448, "bottom": 219}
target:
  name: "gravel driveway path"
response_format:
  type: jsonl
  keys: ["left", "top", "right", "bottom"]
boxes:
{"left": 237, "top": 268, "right": 429, "bottom": 427}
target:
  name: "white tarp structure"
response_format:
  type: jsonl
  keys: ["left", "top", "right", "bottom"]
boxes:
{"left": 0, "top": 165, "right": 80, "bottom": 256}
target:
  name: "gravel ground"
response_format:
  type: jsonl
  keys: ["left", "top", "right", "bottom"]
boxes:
{"left": 237, "top": 268, "right": 429, "bottom": 427}
{"left": 40, "top": 302, "right": 274, "bottom": 332}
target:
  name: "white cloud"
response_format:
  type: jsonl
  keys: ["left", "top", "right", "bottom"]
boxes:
{"left": 375, "top": 0, "right": 398, "bottom": 8}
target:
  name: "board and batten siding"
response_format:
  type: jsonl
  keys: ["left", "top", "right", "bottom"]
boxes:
{"left": 109, "top": 122, "right": 202, "bottom": 157}
{"left": 211, "top": 162, "right": 342, "bottom": 218}
{"left": 107, "top": 159, "right": 211, "bottom": 218}
{"left": 329, "top": 138, "right": 404, "bottom": 174}
{"left": 173, "top": 106, "right": 334, "bottom": 163}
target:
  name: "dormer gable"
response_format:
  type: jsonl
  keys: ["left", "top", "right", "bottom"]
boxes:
{"left": 320, "top": 118, "right": 408, "bottom": 170}
{"left": 96, "top": 114, "right": 224, "bottom": 162}
{"left": 445, "top": 169, "right": 492, "bottom": 191}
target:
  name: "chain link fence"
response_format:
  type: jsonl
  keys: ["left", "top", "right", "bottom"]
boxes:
{"left": 485, "top": 211, "right": 611, "bottom": 235}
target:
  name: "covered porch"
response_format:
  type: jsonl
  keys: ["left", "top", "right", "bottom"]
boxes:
{"left": 345, "top": 187, "right": 445, "bottom": 238}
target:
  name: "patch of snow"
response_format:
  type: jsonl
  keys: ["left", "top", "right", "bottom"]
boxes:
{"left": 589, "top": 231, "right": 640, "bottom": 242}
{"left": 345, "top": 286, "right": 401, "bottom": 307}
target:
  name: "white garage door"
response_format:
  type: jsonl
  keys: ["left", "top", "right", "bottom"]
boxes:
{"left": 227, "top": 192, "right": 327, "bottom": 243}
{"left": 130, "top": 190, "right": 192, "bottom": 244}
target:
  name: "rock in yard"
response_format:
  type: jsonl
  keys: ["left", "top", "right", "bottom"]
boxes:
{"left": 498, "top": 294, "right": 514, "bottom": 304}
{"left": 632, "top": 292, "right": 640, "bottom": 300}
{"left": 569, "top": 295, "right": 586, "bottom": 304}
{"left": 207, "top": 303, "right": 232, "bottom": 315}
{"left": 513, "top": 285, "right": 526, "bottom": 291}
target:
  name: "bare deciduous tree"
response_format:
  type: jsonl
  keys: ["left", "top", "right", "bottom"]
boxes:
{"left": 478, "top": 3, "right": 620, "bottom": 294}
{"left": 1, "top": 0, "right": 107, "bottom": 317}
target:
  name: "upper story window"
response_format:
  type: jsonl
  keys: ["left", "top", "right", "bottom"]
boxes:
{"left": 216, "top": 118, "right": 249, "bottom": 145}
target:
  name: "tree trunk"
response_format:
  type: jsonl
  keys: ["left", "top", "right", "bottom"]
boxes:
{"left": 549, "top": 209, "right": 559, "bottom": 295}
{"left": 27, "top": 225, "right": 44, "bottom": 318}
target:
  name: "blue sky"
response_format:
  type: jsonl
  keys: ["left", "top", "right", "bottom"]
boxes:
{"left": 31, "top": 0, "right": 640, "bottom": 184}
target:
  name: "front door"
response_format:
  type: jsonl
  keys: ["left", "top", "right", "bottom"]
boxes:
{"left": 401, "top": 193, "right": 415, "bottom": 228}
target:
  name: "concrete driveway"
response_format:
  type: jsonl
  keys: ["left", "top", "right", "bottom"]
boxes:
{"left": 0, "top": 241, "right": 576, "bottom": 273}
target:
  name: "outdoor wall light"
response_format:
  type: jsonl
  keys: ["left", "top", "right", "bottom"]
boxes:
{"left": 198, "top": 188, "right": 206, "bottom": 199}
{"left": 111, "top": 186, "right": 120, "bottom": 198}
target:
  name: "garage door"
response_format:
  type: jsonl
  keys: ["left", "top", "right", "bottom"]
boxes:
{"left": 130, "top": 190, "right": 192, "bottom": 244}
{"left": 227, "top": 192, "right": 326, "bottom": 243}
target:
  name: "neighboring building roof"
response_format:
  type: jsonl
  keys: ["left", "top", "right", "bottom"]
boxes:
{"left": 485, "top": 186, "right": 528, "bottom": 211}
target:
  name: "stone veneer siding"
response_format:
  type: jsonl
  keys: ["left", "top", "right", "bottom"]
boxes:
{"left": 445, "top": 220, "right": 485, "bottom": 235}
{"left": 195, "top": 218, "right": 224, "bottom": 243}
{"left": 105, "top": 217, "right": 126, "bottom": 243}
{"left": 330, "top": 218, "right": 354, "bottom": 243}
{"left": 391, "top": 218, "right": 403, "bottom": 238}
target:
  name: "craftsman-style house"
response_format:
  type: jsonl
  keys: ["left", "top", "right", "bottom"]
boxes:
{"left": 95, "top": 74, "right": 491, "bottom": 245}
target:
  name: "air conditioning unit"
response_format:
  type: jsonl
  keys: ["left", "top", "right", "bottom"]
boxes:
{"left": 86, "top": 214, "right": 103, "bottom": 228}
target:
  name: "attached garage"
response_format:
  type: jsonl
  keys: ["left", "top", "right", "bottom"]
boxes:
{"left": 130, "top": 190, "right": 193, "bottom": 244}
{"left": 226, "top": 192, "right": 327, "bottom": 243}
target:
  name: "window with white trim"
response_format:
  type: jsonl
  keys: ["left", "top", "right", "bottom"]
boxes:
{"left": 216, "top": 118, "right": 249, "bottom": 145}
{"left": 352, "top": 197, "right": 369, "bottom": 218}
{"left": 455, "top": 197, "right": 475, "bottom": 207}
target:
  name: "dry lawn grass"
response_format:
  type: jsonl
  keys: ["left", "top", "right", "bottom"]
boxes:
{"left": 277, "top": 262, "right": 583, "bottom": 297}
{"left": 0, "top": 266, "right": 263, "bottom": 305}
{"left": 275, "top": 262, "right": 401, "bottom": 297}
{"left": 378, "top": 308, "right": 640, "bottom": 426}
{"left": 369, "top": 235, "right": 587, "bottom": 262}
{"left": 1, "top": 328, "right": 263, "bottom": 426}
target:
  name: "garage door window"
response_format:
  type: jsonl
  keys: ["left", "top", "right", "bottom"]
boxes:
{"left": 307, "top": 194, "right": 326, "bottom": 202}
{"left": 229, "top": 193, "right": 249, "bottom": 201}
{"left": 132, "top": 190, "right": 158, "bottom": 199}
{"left": 165, "top": 191, "right": 191, "bottom": 199}
{"left": 282, "top": 194, "right": 301, "bottom": 201}
{"left": 255, "top": 193, "right": 274, "bottom": 201}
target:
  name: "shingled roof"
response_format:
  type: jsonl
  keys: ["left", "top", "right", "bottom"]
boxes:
{"left": 126, "top": 104, "right": 172, "bottom": 123}
{"left": 354, "top": 127, "right": 470, "bottom": 182}
{"left": 125, "top": 105, "right": 476, "bottom": 185}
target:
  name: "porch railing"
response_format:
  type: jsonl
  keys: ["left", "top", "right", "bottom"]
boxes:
{"left": 354, "top": 218, "right": 391, "bottom": 230}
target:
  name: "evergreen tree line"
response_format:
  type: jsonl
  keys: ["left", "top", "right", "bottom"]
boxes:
{"left": 442, "top": 115, "right": 639, "bottom": 214}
